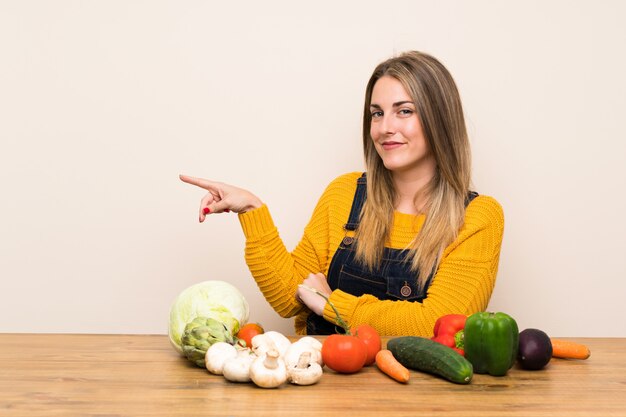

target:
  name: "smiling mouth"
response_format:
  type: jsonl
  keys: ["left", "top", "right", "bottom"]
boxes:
{"left": 381, "top": 141, "right": 404, "bottom": 150}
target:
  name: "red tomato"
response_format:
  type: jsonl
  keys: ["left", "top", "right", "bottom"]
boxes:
{"left": 236, "top": 323, "right": 264, "bottom": 348}
{"left": 322, "top": 334, "right": 368, "bottom": 374}
{"left": 354, "top": 324, "right": 382, "bottom": 366}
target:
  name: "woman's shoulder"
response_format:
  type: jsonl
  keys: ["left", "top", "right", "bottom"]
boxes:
{"left": 465, "top": 194, "right": 504, "bottom": 227}
{"left": 323, "top": 172, "right": 363, "bottom": 192}
{"left": 314, "top": 172, "right": 363, "bottom": 208}
{"left": 307, "top": 172, "right": 362, "bottom": 219}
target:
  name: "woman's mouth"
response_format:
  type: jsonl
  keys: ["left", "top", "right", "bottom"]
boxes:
{"left": 381, "top": 141, "right": 404, "bottom": 151}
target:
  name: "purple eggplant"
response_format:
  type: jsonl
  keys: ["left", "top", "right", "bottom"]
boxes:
{"left": 518, "top": 328, "right": 553, "bottom": 370}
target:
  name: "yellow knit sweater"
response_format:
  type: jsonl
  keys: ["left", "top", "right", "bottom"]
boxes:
{"left": 238, "top": 172, "right": 504, "bottom": 336}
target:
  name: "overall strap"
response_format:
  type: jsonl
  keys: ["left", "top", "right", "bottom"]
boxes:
{"left": 465, "top": 191, "right": 479, "bottom": 207}
{"left": 344, "top": 174, "right": 478, "bottom": 230}
{"left": 344, "top": 173, "right": 367, "bottom": 231}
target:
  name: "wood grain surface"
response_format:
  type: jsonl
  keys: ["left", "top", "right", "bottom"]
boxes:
{"left": 0, "top": 334, "right": 624, "bottom": 417}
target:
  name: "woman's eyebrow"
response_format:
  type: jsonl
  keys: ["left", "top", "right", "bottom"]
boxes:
{"left": 392, "top": 101, "right": 414, "bottom": 107}
{"left": 369, "top": 101, "right": 414, "bottom": 109}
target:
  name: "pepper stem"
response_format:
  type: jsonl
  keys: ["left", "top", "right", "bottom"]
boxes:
{"left": 298, "top": 284, "right": 351, "bottom": 334}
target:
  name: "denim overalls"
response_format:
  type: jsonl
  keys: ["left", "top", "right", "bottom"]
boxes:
{"left": 306, "top": 173, "right": 478, "bottom": 335}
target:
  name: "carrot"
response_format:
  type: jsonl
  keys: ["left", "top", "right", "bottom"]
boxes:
{"left": 375, "top": 349, "right": 410, "bottom": 383}
{"left": 550, "top": 339, "right": 591, "bottom": 359}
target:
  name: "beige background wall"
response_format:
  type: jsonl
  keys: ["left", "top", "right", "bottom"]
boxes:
{"left": 1, "top": 1, "right": 624, "bottom": 336}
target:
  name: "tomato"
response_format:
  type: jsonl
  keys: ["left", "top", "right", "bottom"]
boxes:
{"left": 354, "top": 324, "right": 382, "bottom": 366}
{"left": 236, "top": 323, "right": 264, "bottom": 348}
{"left": 321, "top": 334, "right": 368, "bottom": 374}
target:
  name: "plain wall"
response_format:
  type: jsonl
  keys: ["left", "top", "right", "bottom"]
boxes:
{"left": 1, "top": 1, "right": 625, "bottom": 336}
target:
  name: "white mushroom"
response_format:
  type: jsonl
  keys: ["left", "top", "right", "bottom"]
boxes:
{"left": 249, "top": 349, "right": 288, "bottom": 388}
{"left": 283, "top": 337, "right": 323, "bottom": 368}
{"left": 251, "top": 331, "right": 291, "bottom": 358}
{"left": 222, "top": 348, "right": 256, "bottom": 382}
{"left": 297, "top": 336, "right": 323, "bottom": 352}
{"left": 287, "top": 351, "right": 323, "bottom": 386}
{"left": 205, "top": 342, "right": 238, "bottom": 375}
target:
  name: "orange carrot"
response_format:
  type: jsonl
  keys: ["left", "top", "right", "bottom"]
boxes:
{"left": 375, "top": 349, "right": 410, "bottom": 383}
{"left": 550, "top": 339, "right": 591, "bottom": 359}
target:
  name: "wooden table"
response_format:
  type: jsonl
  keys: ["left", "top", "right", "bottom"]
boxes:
{"left": 0, "top": 334, "right": 624, "bottom": 416}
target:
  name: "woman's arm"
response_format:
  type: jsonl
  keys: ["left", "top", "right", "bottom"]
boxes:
{"left": 238, "top": 204, "right": 330, "bottom": 318}
{"left": 238, "top": 173, "right": 360, "bottom": 319}
{"left": 180, "top": 173, "right": 333, "bottom": 318}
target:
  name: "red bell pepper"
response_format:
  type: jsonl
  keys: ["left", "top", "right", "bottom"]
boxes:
{"left": 431, "top": 314, "right": 467, "bottom": 356}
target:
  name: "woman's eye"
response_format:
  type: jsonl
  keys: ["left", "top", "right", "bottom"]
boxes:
{"left": 371, "top": 111, "right": 383, "bottom": 118}
{"left": 399, "top": 109, "right": 413, "bottom": 116}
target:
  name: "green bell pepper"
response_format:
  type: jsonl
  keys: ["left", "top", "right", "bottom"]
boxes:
{"left": 464, "top": 312, "right": 519, "bottom": 376}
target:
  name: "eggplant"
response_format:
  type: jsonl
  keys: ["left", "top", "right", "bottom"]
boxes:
{"left": 518, "top": 328, "right": 552, "bottom": 370}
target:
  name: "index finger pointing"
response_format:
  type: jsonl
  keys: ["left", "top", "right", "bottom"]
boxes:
{"left": 179, "top": 174, "right": 217, "bottom": 191}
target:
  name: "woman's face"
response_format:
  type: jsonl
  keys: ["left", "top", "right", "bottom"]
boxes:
{"left": 369, "top": 76, "right": 436, "bottom": 178}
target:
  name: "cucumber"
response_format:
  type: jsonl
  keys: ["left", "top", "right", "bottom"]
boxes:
{"left": 387, "top": 336, "right": 473, "bottom": 384}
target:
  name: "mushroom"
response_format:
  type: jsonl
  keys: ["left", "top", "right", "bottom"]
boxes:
{"left": 249, "top": 349, "right": 288, "bottom": 388}
{"left": 205, "top": 342, "right": 238, "bottom": 375}
{"left": 283, "top": 337, "right": 323, "bottom": 368}
{"left": 287, "top": 351, "right": 323, "bottom": 386}
{"left": 222, "top": 348, "right": 256, "bottom": 382}
{"left": 251, "top": 331, "right": 291, "bottom": 358}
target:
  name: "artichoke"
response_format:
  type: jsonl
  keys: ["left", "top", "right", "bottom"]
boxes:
{"left": 181, "top": 316, "right": 236, "bottom": 367}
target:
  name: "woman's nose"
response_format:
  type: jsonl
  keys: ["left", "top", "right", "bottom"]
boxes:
{"left": 378, "top": 114, "right": 396, "bottom": 135}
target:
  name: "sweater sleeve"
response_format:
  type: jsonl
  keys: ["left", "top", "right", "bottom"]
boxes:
{"left": 237, "top": 173, "right": 358, "bottom": 319}
{"left": 322, "top": 196, "right": 505, "bottom": 337}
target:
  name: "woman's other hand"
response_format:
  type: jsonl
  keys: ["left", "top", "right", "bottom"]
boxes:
{"left": 297, "top": 273, "right": 332, "bottom": 316}
{"left": 179, "top": 174, "right": 263, "bottom": 221}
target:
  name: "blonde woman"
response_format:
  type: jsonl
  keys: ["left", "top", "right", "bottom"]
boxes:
{"left": 180, "top": 51, "right": 504, "bottom": 336}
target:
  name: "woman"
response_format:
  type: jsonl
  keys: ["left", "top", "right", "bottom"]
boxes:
{"left": 180, "top": 51, "right": 504, "bottom": 336}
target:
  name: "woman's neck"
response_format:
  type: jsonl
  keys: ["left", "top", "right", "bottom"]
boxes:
{"left": 392, "top": 168, "right": 435, "bottom": 215}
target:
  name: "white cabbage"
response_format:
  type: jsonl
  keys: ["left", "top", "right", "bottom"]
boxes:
{"left": 168, "top": 280, "right": 249, "bottom": 354}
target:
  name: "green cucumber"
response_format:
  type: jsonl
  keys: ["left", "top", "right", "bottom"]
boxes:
{"left": 387, "top": 336, "right": 473, "bottom": 384}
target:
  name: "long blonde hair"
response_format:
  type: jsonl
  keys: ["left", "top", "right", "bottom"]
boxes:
{"left": 355, "top": 51, "right": 472, "bottom": 286}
